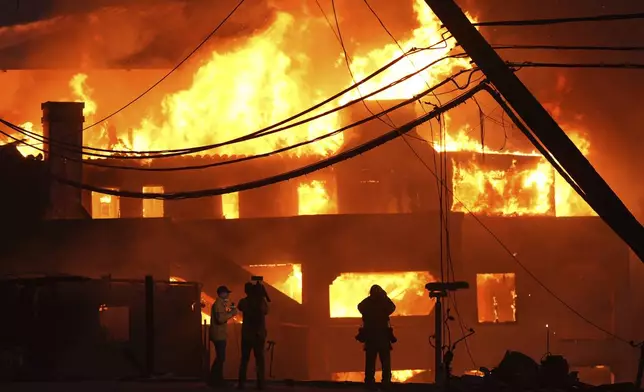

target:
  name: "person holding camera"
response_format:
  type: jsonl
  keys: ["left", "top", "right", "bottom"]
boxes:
{"left": 208, "top": 285, "right": 238, "bottom": 388}
{"left": 357, "top": 285, "right": 396, "bottom": 390}
{"left": 237, "top": 280, "right": 269, "bottom": 390}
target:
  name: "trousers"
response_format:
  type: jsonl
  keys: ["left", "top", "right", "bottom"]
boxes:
{"left": 365, "top": 344, "right": 392, "bottom": 385}
{"left": 238, "top": 333, "right": 266, "bottom": 388}
{"left": 209, "top": 339, "right": 227, "bottom": 386}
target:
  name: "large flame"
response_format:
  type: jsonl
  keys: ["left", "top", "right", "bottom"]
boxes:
{"left": 1, "top": 0, "right": 599, "bottom": 218}
{"left": 130, "top": 13, "right": 343, "bottom": 157}
{"left": 340, "top": 0, "right": 472, "bottom": 103}
{"left": 298, "top": 180, "right": 337, "bottom": 215}
{"left": 329, "top": 271, "right": 435, "bottom": 318}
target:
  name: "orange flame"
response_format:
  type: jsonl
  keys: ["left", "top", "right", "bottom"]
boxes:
{"left": 329, "top": 271, "right": 435, "bottom": 318}
{"left": 297, "top": 180, "right": 337, "bottom": 215}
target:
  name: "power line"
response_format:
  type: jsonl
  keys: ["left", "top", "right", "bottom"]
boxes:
{"left": 1, "top": 68, "right": 477, "bottom": 173}
{"left": 477, "top": 86, "right": 635, "bottom": 345}
{"left": 360, "top": 0, "right": 477, "bottom": 367}
{"left": 82, "top": 0, "right": 247, "bottom": 131}
{"left": 402, "top": 97, "right": 634, "bottom": 345}
{"left": 52, "top": 83, "right": 484, "bottom": 200}
{"left": 6, "top": 44, "right": 447, "bottom": 159}
{"left": 492, "top": 44, "right": 644, "bottom": 52}
{"left": 0, "top": 51, "right": 456, "bottom": 161}
{"left": 472, "top": 11, "right": 644, "bottom": 27}
{"left": 506, "top": 61, "right": 644, "bottom": 70}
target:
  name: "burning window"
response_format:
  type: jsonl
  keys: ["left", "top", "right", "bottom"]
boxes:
{"left": 222, "top": 192, "right": 239, "bottom": 219}
{"left": 91, "top": 190, "right": 120, "bottom": 219}
{"left": 142, "top": 186, "right": 164, "bottom": 218}
{"left": 297, "top": 180, "right": 337, "bottom": 216}
{"left": 329, "top": 272, "right": 436, "bottom": 318}
{"left": 332, "top": 370, "right": 426, "bottom": 383}
{"left": 451, "top": 154, "right": 555, "bottom": 216}
{"left": 476, "top": 273, "right": 517, "bottom": 323}
{"left": 244, "top": 264, "right": 302, "bottom": 303}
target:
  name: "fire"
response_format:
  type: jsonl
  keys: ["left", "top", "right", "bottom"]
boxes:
{"left": 476, "top": 273, "right": 517, "bottom": 323}
{"left": 329, "top": 271, "right": 435, "bottom": 318}
{"left": 340, "top": 0, "right": 473, "bottom": 103}
{"left": 14, "top": 122, "right": 43, "bottom": 157}
{"left": 222, "top": 192, "right": 240, "bottom": 219}
{"left": 245, "top": 263, "right": 303, "bottom": 304}
{"left": 332, "top": 369, "right": 425, "bottom": 383}
{"left": 169, "top": 276, "right": 243, "bottom": 325}
{"left": 451, "top": 155, "right": 555, "bottom": 216}
{"left": 0, "top": 1, "right": 599, "bottom": 220}
{"left": 297, "top": 180, "right": 337, "bottom": 215}
{"left": 169, "top": 276, "right": 213, "bottom": 324}
{"left": 554, "top": 131, "right": 597, "bottom": 217}
{"left": 130, "top": 13, "right": 343, "bottom": 157}
{"left": 416, "top": 112, "right": 596, "bottom": 217}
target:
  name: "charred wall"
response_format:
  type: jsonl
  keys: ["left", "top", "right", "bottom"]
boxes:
{"left": 458, "top": 216, "right": 633, "bottom": 380}
{"left": 0, "top": 213, "right": 634, "bottom": 381}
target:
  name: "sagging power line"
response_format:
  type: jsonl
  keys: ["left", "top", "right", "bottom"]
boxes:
{"left": 82, "top": 0, "right": 247, "bottom": 131}
{"left": 473, "top": 11, "right": 644, "bottom": 27}
{"left": 52, "top": 83, "right": 484, "bottom": 200}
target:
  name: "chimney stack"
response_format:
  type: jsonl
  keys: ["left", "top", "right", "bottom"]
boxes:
{"left": 41, "top": 101, "right": 89, "bottom": 219}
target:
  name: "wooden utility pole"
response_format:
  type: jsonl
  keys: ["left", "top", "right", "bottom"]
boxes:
{"left": 423, "top": 0, "right": 644, "bottom": 262}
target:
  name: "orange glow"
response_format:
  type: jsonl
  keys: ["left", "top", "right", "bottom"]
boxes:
{"left": 451, "top": 156, "right": 555, "bottom": 216}
{"left": 170, "top": 276, "right": 243, "bottom": 325}
{"left": 554, "top": 131, "right": 597, "bottom": 217}
{"left": 332, "top": 369, "right": 425, "bottom": 383}
{"left": 329, "top": 271, "right": 435, "bottom": 318}
{"left": 476, "top": 273, "right": 517, "bottom": 323}
{"left": 0, "top": 2, "right": 598, "bottom": 220}
{"left": 222, "top": 192, "right": 240, "bottom": 219}
{"left": 129, "top": 13, "right": 343, "bottom": 157}
{"left": 245, "top": 263, "right": 302, "bottom": 304}
{"left": 340, "top": 0, "right": 474, "bottom": 103}
{"left": 91, "top": 189, "right": 120, "bottom": 219}
{"left": 142, "top": 186, "right": 164, "bottom": 218}
{"left": 297, "top": 180, "right": 337, "bottom": 216}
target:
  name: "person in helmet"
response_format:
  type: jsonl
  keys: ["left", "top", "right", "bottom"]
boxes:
{"left": 358, "top": 284, "right": 396, "bottom": 389}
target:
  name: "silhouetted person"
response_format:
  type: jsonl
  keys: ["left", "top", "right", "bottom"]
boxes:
{"left": 358, "top": 285, "right": 396, "bottom": 389}
{"left": 209, "top": 285, "right": 237, "bottom": 388}
{"left": 237, "top": 282, "right": 269, "bottom": 390}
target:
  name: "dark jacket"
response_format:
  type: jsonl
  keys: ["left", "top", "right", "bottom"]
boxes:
{"left": 238, "top": 295, "right": 269, "bottom": 338}
{"left": 358, "top": 294, "right": 396, "bottom": 334}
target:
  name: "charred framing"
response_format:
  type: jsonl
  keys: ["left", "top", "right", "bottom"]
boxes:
{"left": 0, "top": 100, "right": 637, "bottom": 383}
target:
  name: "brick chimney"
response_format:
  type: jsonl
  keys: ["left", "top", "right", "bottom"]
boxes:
{"left": 42, "top": 101, "right": 90, "bottom": 219}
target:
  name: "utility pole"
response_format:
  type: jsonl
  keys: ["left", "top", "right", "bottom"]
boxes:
{"left": 423, "top": 0, "right": 644, "bottom": 262}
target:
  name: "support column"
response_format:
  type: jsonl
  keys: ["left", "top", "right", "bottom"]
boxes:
{"left": 42, "top": 101, "right": 89, "bottom": 219}
{"left": 302, "top": 262, "right": 339, "bottom": 381}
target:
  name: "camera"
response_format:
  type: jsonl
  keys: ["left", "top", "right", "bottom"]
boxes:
{"left": 251, "top": 275, "right": 264, "bottom": 282}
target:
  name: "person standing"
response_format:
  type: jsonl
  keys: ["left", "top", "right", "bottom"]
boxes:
{"left": 357, "top": 285, "right": 396, "bottom": 390}
{"left": 237, "top": 282, "right": 269, "bottom": 390}
{"left": 209, "top": 285, "right": 237, "bottom": 388}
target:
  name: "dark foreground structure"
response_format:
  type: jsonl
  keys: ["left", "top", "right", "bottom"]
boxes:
{"left": 0, "top": 102, "right": 642, "bottom": 385}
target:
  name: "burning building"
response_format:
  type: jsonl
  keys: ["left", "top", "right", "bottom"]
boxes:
{"left": 0, "top": 0, "right": 639, "bottom": 385}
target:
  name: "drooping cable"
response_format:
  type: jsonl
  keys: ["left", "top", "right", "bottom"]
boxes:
{"left": 82, "top": 0, "right": 247, "bottom": 131}
{"left": 491, "top": 44, "right": 644, "bottom": 52}
{"left": 3, "top": 43, "right": 451, "bottom": 159}
{"left": 51, "top": 84, "right": 485, "bottom": 200}
{"left": 361, "top": 0, "right": 476, "bottom": 367}
{"left": 506, "top": 61, "right": 644, "bottom": 70}
{"left": 473, "top": 11, "right": 644, "bottom": 27}
{"left": 0, "top": 69, "right": 478, "bottom": 173}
